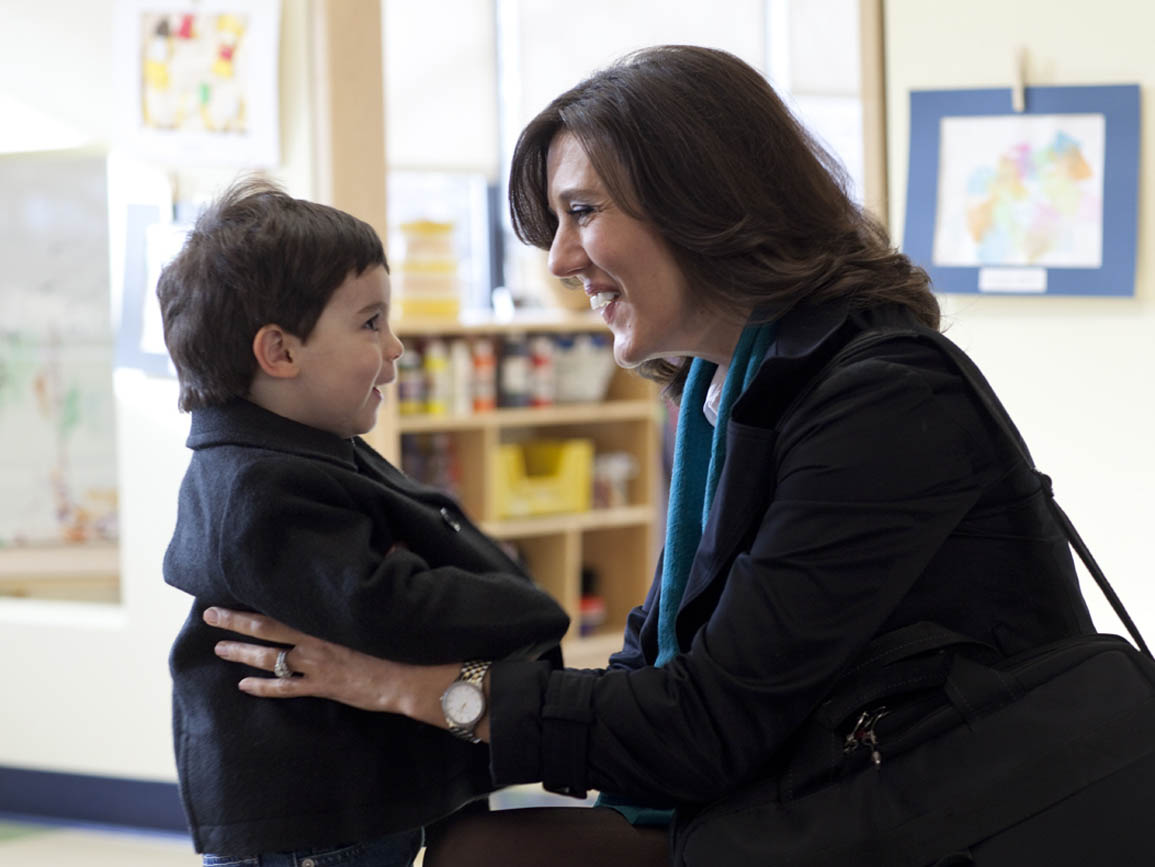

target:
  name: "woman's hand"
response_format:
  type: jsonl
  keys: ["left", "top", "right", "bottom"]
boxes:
{"left": 204, "top": 607, "right": 473, "bottom": 735}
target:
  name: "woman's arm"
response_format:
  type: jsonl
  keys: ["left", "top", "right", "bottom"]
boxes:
{"left": 203, "top": 607, "right": 489, "bottom": 740}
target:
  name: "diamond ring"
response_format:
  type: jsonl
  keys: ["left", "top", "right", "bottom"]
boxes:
{"left": 274, "top": 648, "right": 295, "bottom": 679}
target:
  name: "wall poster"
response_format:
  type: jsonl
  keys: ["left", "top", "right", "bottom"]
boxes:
{"left": 0, "top": 153, "right": 119, "bottom": 549}
{"left": 904, "top": 85, "right": 1140, "bottom": 296}
{"left": 115, "top": 0, "right": 282, "bottom": 166}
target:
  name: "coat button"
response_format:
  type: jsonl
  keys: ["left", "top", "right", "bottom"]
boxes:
{"left": 440, "top": 506, "right": 461, "bottom": 532}
{"left": 301, "top": 859, "right": 316, "bottom": 867}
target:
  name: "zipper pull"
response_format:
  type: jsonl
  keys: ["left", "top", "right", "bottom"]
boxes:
{"left": 844, "top": 707, "right": 888, "bottom": 768}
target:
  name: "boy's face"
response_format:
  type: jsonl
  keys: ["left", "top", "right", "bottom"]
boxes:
{"left": 291, "top": 265, "right": 402, "bottom": 438}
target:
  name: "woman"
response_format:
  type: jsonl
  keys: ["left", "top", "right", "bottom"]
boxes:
{"left": 206, "top": 46, "right": 1098, "bottom": 864}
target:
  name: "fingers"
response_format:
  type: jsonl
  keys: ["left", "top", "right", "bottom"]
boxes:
{"left": 203, "top": 607, "right": 312, "bottom": 645}
{"left": 238, "top": 675, "right": 310, "bottom": 698}
{"left": 214, "top": 639, "right": 284, "bottom": 673}
{"left": 215, "top": 641, "right": 313, "bottom": 700}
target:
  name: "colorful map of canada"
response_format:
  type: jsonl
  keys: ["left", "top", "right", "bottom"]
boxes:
{"left": 964, "top": 131, "right": 1097, "bottom": 265}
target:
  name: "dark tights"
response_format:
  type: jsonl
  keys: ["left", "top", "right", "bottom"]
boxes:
{"left": 424, "top": 806, "right": 670, "bottom": 867}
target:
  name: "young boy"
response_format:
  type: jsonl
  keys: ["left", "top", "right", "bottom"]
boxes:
{"left": 158, "top": 178, "right": 568, "bottom": 865}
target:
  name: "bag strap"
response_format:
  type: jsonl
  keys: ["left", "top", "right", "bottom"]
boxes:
{"left": 825, "top": 326, "right": 1151, "bottom": 659}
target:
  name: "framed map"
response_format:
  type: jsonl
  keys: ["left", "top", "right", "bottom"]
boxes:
{"left": 904, "top": 85, "right": 1140, "bottom": 296}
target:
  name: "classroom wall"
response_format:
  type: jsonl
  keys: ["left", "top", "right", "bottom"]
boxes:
{"left": 885, "top": 0, "right": 1155, "bottom": 638}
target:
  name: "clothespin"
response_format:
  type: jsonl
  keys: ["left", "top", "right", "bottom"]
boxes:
{"left": 1011, "top": 45, "right": 1027, "bottom": 112}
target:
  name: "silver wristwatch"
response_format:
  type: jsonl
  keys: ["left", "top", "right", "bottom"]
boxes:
{"left": 440, "top": 660, "right": 491, "bottom": 743}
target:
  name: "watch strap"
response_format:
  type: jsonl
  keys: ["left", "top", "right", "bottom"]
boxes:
{"left": 444, "top": 660, "right": 491, "bottom": 743}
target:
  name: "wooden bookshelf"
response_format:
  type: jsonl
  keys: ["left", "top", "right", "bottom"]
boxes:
{"left": 365, "top": 311, "right": 663, "bottom": 654}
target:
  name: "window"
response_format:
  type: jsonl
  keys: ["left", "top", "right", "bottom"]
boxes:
{"left": 384, "top": 0, "right": 866, "bottom": 312}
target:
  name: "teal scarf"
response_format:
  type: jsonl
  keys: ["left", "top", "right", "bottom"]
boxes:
{"left": 598, "top": 320, "right": 777, "bottom": 825}
{"left": 655, "top": 320, "right": 777, "bottom": 664}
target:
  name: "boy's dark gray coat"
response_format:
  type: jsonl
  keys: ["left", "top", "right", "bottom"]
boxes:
{"left": 165, "top": 399, "right": 568, "bottom": 855}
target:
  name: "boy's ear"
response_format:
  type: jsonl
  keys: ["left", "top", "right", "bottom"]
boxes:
{"left": 252, "top": 324, "right": 302, "bottom": 379}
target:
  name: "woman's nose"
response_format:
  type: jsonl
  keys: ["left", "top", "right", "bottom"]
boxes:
{"left": 548, "top": 223, "right": 587, "bottom": 277}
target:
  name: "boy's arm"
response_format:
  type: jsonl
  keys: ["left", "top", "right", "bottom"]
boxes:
{"left": 196, "top": 457, "right": 569, "bottom": 664}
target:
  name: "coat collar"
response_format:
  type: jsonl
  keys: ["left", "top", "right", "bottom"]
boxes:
{"left": 732, "top": 300, "right": 921, "bottom": 429}
{"left": 186, "top": 399, "right": 359, "bottom": 470}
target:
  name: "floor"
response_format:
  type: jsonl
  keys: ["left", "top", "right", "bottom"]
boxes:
{"left": 0, "top": 819, "right": 202, "bottom": 866}
{"left": 0, "top": 820, "right": 435, "bottom": 866}
{"left": 0, "top": 785, "right": 591, "bottom": 865}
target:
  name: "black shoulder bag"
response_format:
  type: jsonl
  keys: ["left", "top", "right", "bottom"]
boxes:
{"left": 673, "top": 328, "right": 1155, "bottom": 867}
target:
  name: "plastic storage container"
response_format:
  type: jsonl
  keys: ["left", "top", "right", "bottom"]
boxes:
{"left": 495, "top": 438, "right": 594, "bottom": 518}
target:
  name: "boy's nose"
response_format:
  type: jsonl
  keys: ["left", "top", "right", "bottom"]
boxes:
{"left": 388, "top": 334, "right": 404, "bottom": 361}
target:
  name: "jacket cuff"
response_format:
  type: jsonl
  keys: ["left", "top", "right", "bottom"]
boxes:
{"left": 537, "top": 669, "right": 598, "bottom": 798}
{"left": 488, "top": 658, "right": 551, "bottom": 786}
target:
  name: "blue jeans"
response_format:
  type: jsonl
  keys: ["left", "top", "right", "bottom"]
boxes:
{"left": 202, "top": 828, "right": 423, "bottom": 867}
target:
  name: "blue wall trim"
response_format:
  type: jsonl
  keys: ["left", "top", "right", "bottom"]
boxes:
{"left": 0, "top": 766, "right": 186, "bottom": 833}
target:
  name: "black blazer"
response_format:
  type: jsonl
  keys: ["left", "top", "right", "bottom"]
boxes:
{"left": 487, "top": 301, "right": 1093, "bottom": 810}
{"left": 165, "top": 399, "right": 568, "bottom": 855}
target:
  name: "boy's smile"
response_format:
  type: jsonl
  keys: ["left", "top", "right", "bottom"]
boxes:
{"left": 290, "top": 265, "right": 403, "bottom": 439}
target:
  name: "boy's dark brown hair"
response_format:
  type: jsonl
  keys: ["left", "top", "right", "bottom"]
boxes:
{"left": 508, "top": 44, "right": 938, "bottom": 398}
{"left": 157, "top": 177, "right": 387, "bottom": 411}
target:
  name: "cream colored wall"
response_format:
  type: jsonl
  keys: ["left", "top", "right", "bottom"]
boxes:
{"left": 0, "top": 0, "right": 315, "bottom": 781}
{"left": 885, "top": 0, "right": 1155, "bottom": 638}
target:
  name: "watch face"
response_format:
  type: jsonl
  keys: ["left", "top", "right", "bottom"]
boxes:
{"left": 442, "top": 680, "right": 484, "bottom": 727}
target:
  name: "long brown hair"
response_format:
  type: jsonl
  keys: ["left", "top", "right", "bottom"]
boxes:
{"left": 509, "top": 45, "right": 937, "bottom": 395}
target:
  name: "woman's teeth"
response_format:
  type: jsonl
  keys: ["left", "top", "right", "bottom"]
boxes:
{"left": 589, "top": 291, "right": 620, "bottom": 311}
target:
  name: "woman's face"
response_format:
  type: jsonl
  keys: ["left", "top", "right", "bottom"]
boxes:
{"left": 545, "top": 132, "right": 743, "bottom": 367}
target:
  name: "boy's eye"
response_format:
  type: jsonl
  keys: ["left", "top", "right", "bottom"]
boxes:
{"left": 363, "top": 313, "right": 381, "bottom": 331}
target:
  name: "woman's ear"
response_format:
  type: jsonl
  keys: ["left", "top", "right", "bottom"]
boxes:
{"left": 252, "top": 324, "right": 301, "bottom": 379}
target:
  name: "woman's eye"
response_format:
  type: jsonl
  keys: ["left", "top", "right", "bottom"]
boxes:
{"left": 567, "top": 205, "right": 595, "bottom": 222}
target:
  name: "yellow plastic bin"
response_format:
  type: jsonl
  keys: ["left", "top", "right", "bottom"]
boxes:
{"left": 495, "top": 439, "right": 594, "bottom": 518}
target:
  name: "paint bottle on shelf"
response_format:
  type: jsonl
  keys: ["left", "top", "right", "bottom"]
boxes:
{"left": 499, "top": 333, "right": 531, "bottom": 408}
{"left": 528, "top": 334, "right": 556, "bottom": 407}
{"left": 448, "top": 338, "right": 474, "bottom": 416}
{"left": 397, "top": 342, "right": 426, "bottom": 416}
{"left": 471, "top": 337, "right": 497, "bottom": 412}
{"left": 423, "top": 338, "right": 450, "bottom": 415}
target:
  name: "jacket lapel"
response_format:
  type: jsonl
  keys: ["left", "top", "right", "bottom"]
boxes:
{"left": 677, "top": 420, "right": 778, "bottom": 630}
{"left": 673, "top": 301, "right": 857, "bottom": 639}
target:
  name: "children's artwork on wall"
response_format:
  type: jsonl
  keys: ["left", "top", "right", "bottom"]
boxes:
{"left": 904, "top": 85, "right": 1140, "bottom": 296}
{"left": 115, "top": 0, "right": 281, "bottom": 166}
{"left": 0, "top": 153, "right": 119, "bottom": 548}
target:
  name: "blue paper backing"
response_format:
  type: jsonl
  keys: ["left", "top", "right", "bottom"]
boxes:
{"left": 904, "top": 85, "right": 1140, "bottom": 296}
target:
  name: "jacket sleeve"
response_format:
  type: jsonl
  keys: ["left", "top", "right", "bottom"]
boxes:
{"left": 210, "top": 458, "right": 569, "bottom": 664}
{"left": 604, "top": 559, "right": 661, "bottom": 672}
{"left": 489, "top": 356, "right": 990, "bottom": 803}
